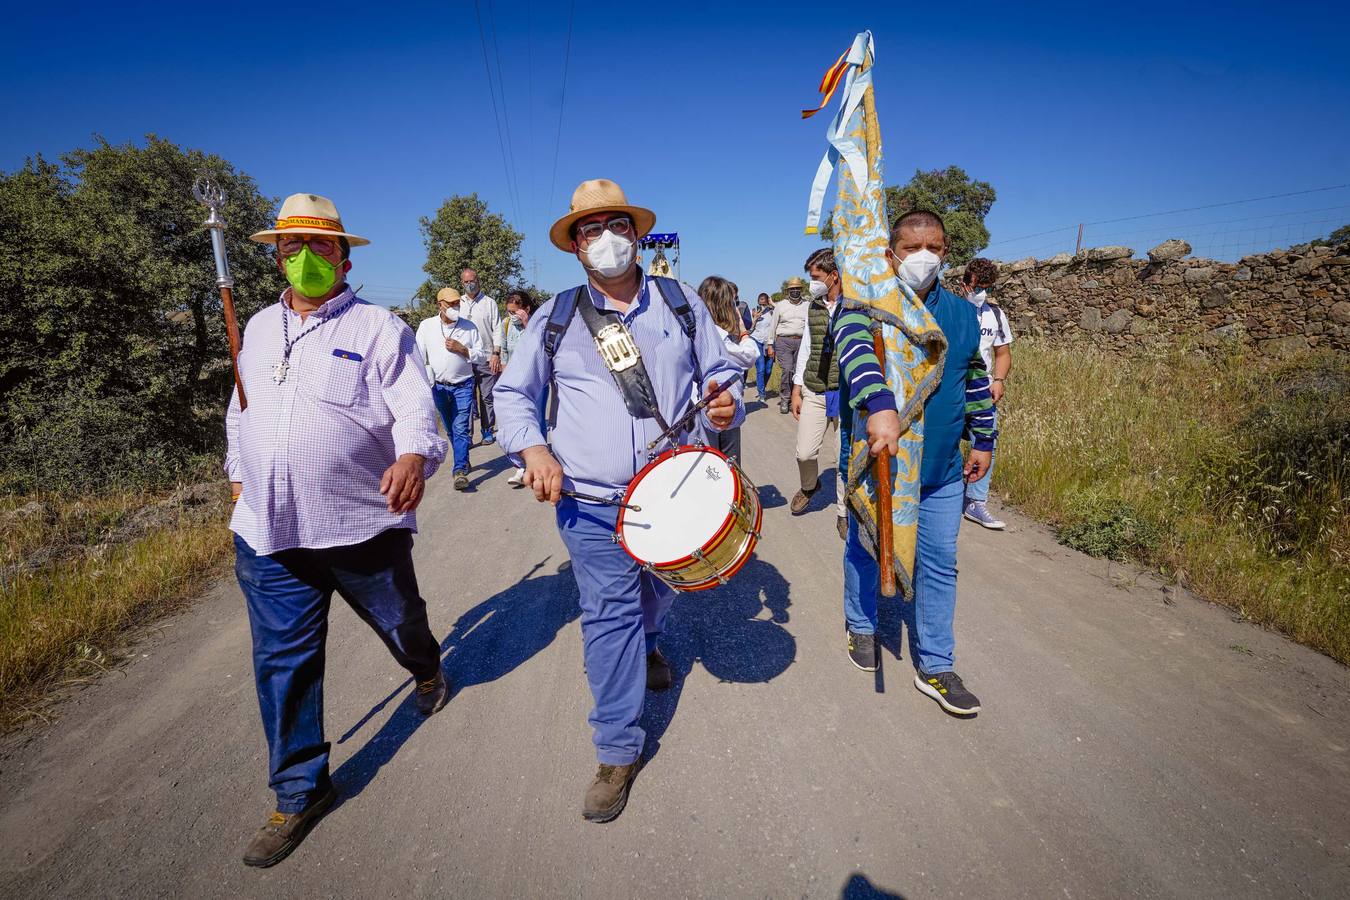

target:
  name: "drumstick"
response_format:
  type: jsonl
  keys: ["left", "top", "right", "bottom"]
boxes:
{"left": 873, "top": 327, "right": 897, "bottom": 599}
{"left": 560, "top": 489, "right": 641, "bottom": 512}
{"left": 646, "top": 374, "right": 745, "bottom": 452}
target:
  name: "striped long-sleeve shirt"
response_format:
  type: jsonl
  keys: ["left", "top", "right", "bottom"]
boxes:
{"left": 832, "top": 288, "right": 997, "bottom": 487}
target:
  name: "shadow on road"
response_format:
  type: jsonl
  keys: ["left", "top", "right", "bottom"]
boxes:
{"left": 330, "top": 556, "right": 579, "bottom": 805}
{"left": 640, "top": 553, "right": 795, "bottom": 762}
{"left": 758, "top": 483, "right": 788, "bottom": 510}
{"left": 841, "top": 872, "right": 908, "bottom": 899}
{"left": 463, "top": 453, "right": 514, "bottom": 491}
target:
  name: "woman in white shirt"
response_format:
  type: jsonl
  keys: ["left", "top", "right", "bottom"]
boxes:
{"left": 697, "top": 276, "right": 758, "bottom": 463}
{"left": 500, "top": 290, "right": 547, "bottom": 487}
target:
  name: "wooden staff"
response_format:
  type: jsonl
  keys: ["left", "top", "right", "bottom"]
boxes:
{"left": 193, "top": 177, "right": 247, "bottom": 410}
{"left": 873, "top": 327, "right": 896, "bottom": 598}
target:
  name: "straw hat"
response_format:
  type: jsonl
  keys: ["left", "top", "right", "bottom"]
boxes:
{"left": 549, "top": 179, "right": 655, "bottom": 251}
{"left": 785, "top": 277, "right": 806, "bottom": 290}
{"left": 436, "top": 287, "right": 462, "bottom": 303}
{"left": 250, "top": 193, "right": 370, "bottom": 246}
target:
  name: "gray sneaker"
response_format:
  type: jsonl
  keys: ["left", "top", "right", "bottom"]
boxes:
{"left": 846, "top": 629, "right": 878, "bottom": 672}
{"left": 963, "top": 500, "right": 1005, "bottom": 530}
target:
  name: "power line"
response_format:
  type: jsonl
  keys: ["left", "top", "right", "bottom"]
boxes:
{"left": 485, "top": 0, "right": 526, "bottom": 225}
{"left": 473, "top": 0, "right": 523, "bottom": 226}
{"left": 987, "top": 183, "right": 1350, "bottom": 248}
{"left": 546, "top": 0, "right": 576, "bottom": 220}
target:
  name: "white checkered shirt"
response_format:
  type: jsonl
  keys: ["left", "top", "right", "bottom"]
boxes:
{"left": 225, "top": 288, "right": 448, "bottom": 555}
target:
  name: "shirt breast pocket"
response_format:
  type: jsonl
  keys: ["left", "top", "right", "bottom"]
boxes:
{"left": 307, "top": 350, "right": 366, "bottom": 407}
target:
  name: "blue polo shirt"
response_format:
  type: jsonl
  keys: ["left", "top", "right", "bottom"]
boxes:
{"left": 920, "top": 283, "right": 981, "bottom": 489}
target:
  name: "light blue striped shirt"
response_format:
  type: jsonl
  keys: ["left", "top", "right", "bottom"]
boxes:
{"left": 494, "top": 276, "right": 746, "bottom": 498}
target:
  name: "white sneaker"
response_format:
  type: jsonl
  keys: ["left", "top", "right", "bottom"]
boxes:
{"left": 507, "top": 470, "right": 525, "bottom": 488}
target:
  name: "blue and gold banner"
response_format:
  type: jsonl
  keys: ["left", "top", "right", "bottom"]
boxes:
{"left": 804, "top": 31, "right": 947, "bottom": 598}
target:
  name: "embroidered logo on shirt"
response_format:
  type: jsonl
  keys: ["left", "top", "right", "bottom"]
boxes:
{"left": 332, "top": 349, "right": 364, "bottom": 362}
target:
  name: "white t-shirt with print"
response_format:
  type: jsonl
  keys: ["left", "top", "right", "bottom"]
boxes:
{"left": 968, "top": 289, "right": 1013, "bottom": 372}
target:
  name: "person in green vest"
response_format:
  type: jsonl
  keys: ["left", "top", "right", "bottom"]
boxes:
{"left": 789, "top": 248, "right": 847, "bottom": 539}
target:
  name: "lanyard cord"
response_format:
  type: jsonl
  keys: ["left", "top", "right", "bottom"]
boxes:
{"left": 282, "top": 296, "right": 353, "bottom": 365}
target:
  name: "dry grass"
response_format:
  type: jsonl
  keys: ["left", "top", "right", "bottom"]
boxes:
{"left": 995, "top": 339, "right": 1350, "bottom": 665}
{"left": 0, "top": 485, "right": 233, "bottom": 729}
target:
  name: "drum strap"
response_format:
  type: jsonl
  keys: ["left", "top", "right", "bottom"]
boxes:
{"left": 574, "top": 294, "right": 671, "bottom": 433}
{"left": 542, "top": 278, "right": 698, "bottom": 432}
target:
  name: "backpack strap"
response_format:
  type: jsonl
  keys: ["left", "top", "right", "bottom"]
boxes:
{"left": 651, "top": 276, "right": 701, "bottom": 386}
{"left": 543, "top": 286, "right": 584, "bottom": 359}
{"left": 989, "top": 303, "right": 1008, "bottom": 342}
{"left": 543, "top": 286, "right": 585, "bottom": 429}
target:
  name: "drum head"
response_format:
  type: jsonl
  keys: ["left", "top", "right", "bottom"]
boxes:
{"left": 621, "top": 449, "right": 736, "bottom": 566}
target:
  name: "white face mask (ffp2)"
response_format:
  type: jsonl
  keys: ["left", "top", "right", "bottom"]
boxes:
{"left": 441, "top": 306, "right": 460, "bottom": 322}
{"left": 808, "top": 279, "right": 830, "bottom": 299}
{"left": 895, "top": 249, "right": 942, "bottom": 292}
{"left": 582, "top": 230, "right": 636, "bottom": 279}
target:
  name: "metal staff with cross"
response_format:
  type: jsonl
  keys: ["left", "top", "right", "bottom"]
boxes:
{"left": 193, "top": 176, "right": 247, "bottom": 410}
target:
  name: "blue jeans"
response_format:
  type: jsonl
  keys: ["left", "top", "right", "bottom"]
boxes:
{"left": 965, "top": 407, "right": 997, "bottom": 503}
{"left": 234, "top": 529, "right": 441, "bottom": 812}
{"left": 556, "top": 498, "right": 676, "bottom": 765}
{"left": 842, "top": 478, "right": 964, "bottom": 674}
{"left": 753, "top": 341, "right": 773, "bottom": 395}
{"left": 432, "top": 380, "right": 474, "bottom": 475}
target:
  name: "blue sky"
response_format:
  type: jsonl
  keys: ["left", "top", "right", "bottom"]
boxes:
{"left": 3, "top": 0, "right": 1348, "bottom": 307}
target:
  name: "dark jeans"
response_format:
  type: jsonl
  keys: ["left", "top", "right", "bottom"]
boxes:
{"left": 471, "top": 364, "right": 498, "bottom": 440}
{"left": 773, "top": 335, "right": 802, "bottom": 403}
{"left": 234, "top": 529, "right": 441, "bottom": 812}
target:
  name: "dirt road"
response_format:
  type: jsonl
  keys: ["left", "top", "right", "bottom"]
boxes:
{"left": 2, "top": 400, "right": 1348, "bottom": 898}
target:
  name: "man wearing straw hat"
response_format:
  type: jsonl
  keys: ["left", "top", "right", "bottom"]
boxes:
{"left": 495, "top": 179, "right": 744, "bottom": 823}
{"left": 227, "top": 193, "right": 450, "bottom": 867}
{"left": 415, "top": 285, "right": 488, "bottom": 490}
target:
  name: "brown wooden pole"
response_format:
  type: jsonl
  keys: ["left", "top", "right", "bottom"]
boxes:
{"left": 221, "top": 285, "right": 247, "bottom": 411}
{"left": 872, "top": 327, "right": 896, "bottom": 598}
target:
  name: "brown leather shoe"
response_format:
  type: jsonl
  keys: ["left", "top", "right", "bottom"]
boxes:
{"left": 790, "top": 487, "right": 817, "bottom": 515}
{"left": 646, "top": 650, "right": 673, "bottom": 691}
{"left": 583, "top": 761, "right": 642, "bottom": 823}
{"left": 242, "top": 787, "right": 336, "bottom": 868}
{"left": 837, "top": 515, "right": 848, "bottom": 540}
{"left": 415, "top": 670, "right": 450, "bottom": 715}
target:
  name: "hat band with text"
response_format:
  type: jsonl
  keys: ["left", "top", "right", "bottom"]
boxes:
{"left": 274, "top": 215, "right": 343, "bottom": 232}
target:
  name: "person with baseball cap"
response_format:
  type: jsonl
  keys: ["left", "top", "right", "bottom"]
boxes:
{"left": 494, "top": 179, "right": 744, "bottom": 823}
{"left": 228, "top": 193, "right": 450, "bottom": 867}
{"left": 415, "top": 286, "right": 488, "bottom": 490}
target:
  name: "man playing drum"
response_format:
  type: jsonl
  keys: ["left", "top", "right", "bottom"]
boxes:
{"left": 494, "top": 179, "right": 744, "bottom": 823}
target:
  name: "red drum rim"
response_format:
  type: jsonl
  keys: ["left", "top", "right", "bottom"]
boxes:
{"left": 615, "top": 444, "right": 743, "bottom": 569}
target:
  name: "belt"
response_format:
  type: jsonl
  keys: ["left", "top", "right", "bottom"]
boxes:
{"left": 435, "top": 378, "right": 471, "bottom": 387}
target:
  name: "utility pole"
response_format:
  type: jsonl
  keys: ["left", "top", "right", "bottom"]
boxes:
{"left": 1075, "top": 223, "right": 1085, "bottom": 255}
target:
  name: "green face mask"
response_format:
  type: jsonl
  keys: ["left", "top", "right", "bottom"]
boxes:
{"left": 283, "top": 245, "right": 339, "bottom": 298}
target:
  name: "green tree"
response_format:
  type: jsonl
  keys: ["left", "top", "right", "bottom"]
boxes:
{"left": 1329, "top": 223, "right": 1350, "bottom": 245}
{"left": 821, "top": 165, "right": 996, "bottom": 266}
{"left": 416, "top": 194, "right": 523, "bottom": 320}
{"left": 0, "top": 135, "right": 281, "bottom": 492}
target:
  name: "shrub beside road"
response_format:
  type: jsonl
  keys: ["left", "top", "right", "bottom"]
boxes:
{"left": 998, "top": 340, "right": 1349, "bottom": 665}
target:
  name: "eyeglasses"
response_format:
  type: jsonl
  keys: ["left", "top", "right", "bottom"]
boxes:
{"left": 277, "top": 235, "right": 338, "bottom": 257}
{"left": 575, "top": 216, "right": 633, "bottom": 242}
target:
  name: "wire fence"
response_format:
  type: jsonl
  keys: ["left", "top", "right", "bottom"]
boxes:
{"left": 986, "top": 185, "right": 1350, "bottom": 263}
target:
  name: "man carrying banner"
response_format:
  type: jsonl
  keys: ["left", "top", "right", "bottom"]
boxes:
{"left": 798, "top": 32, "right": 991, "bottom": 714}
{"left": 835, "top": 211, "right": 994, "bottom": 714}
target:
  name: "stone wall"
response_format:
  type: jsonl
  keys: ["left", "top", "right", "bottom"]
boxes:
{"left": 945, "top": 238, "right": 1350, "bottom": 354}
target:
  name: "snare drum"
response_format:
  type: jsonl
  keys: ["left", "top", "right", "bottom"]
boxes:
{"left": 616, "top": 444, "right": 762, "bottom": 592}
